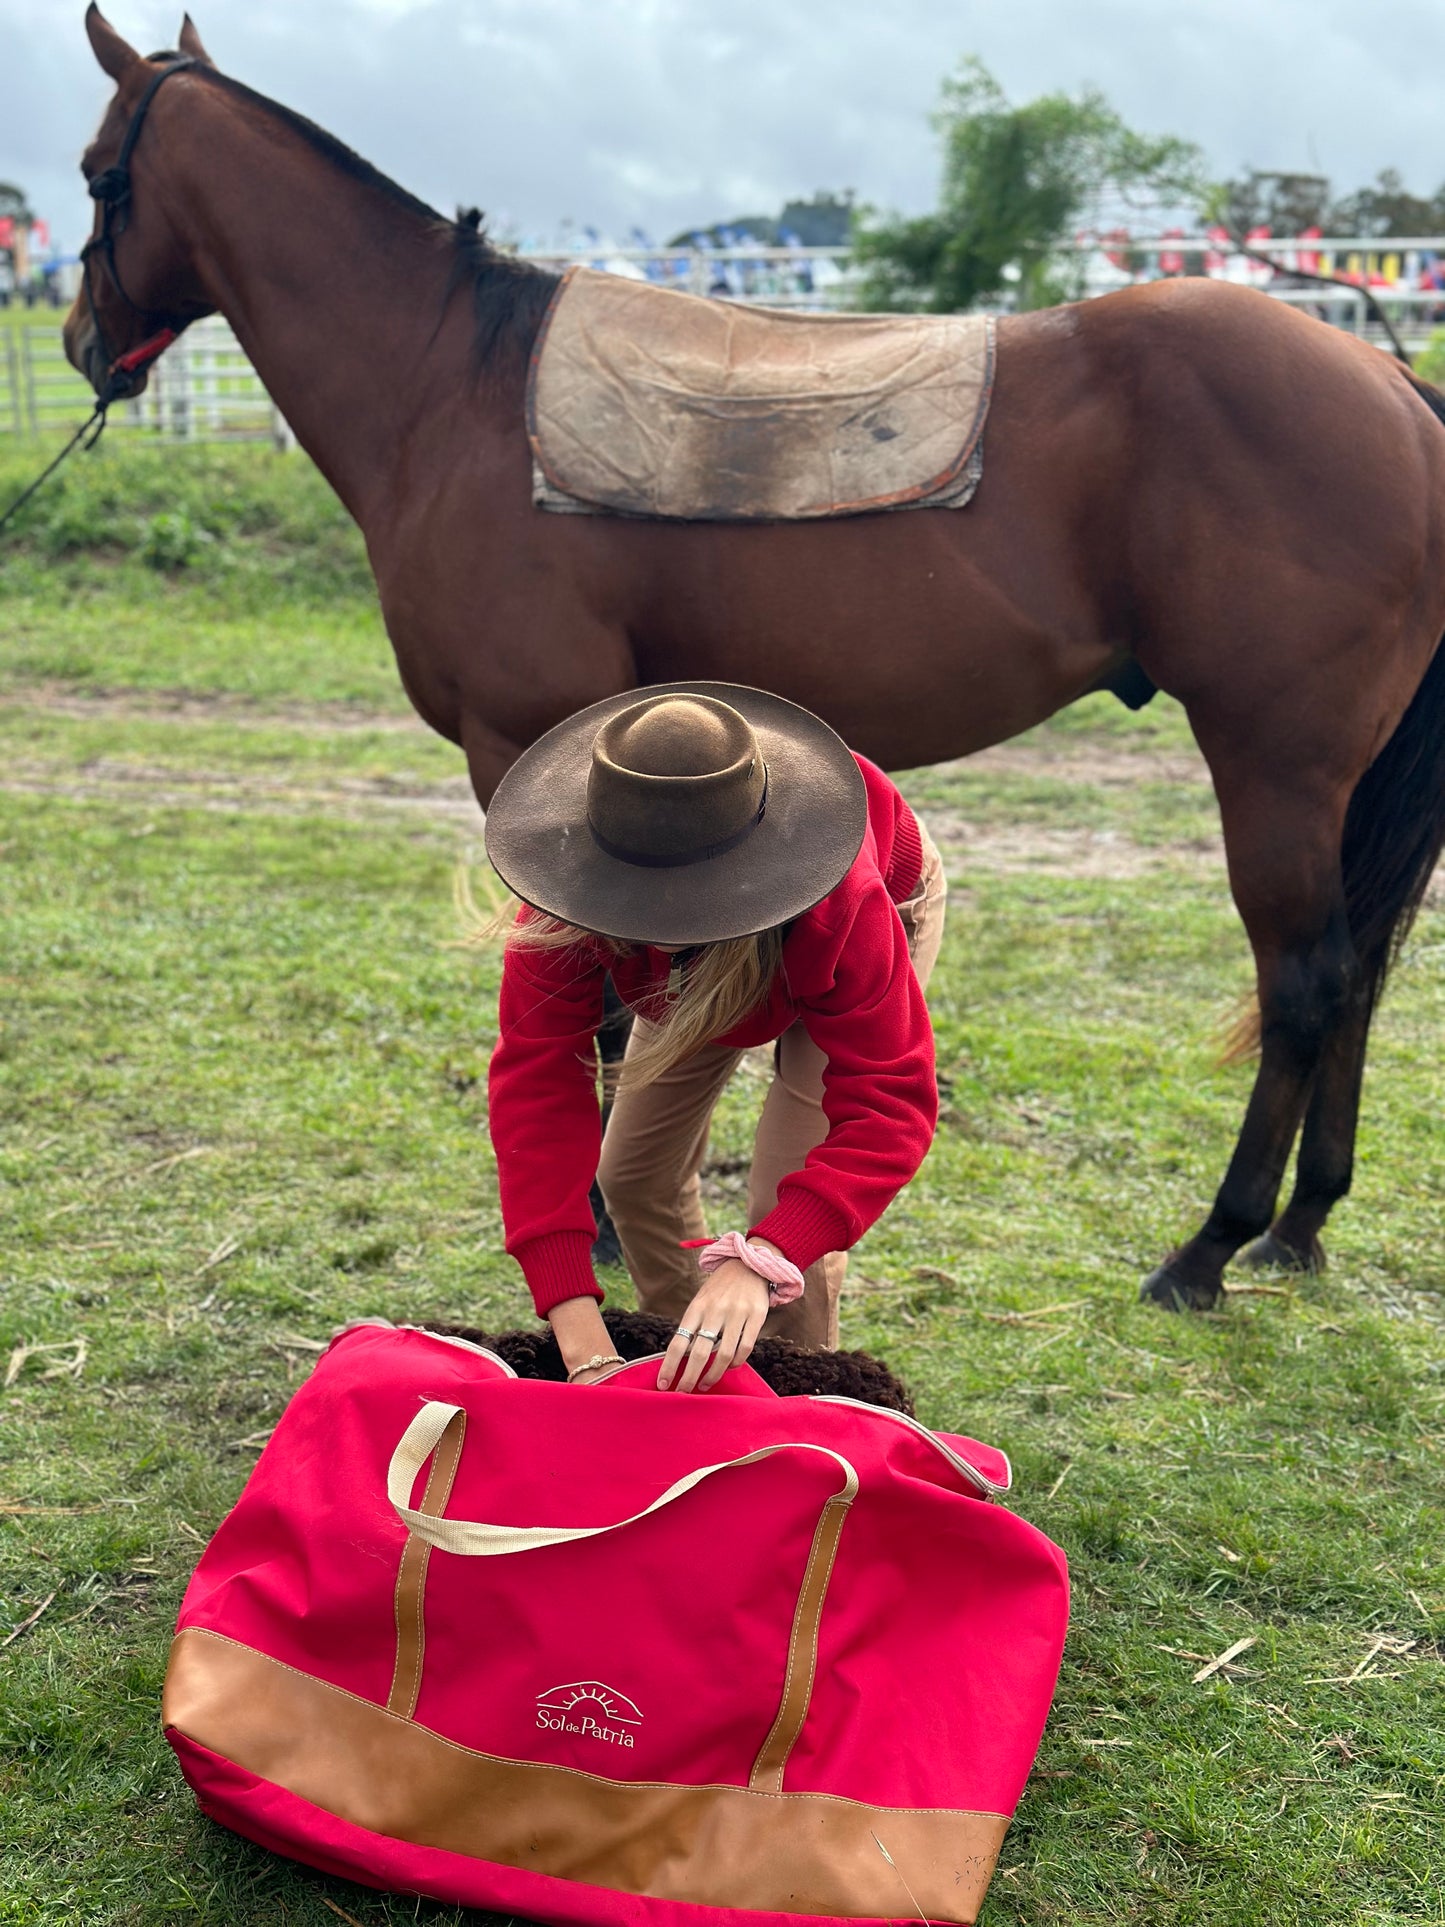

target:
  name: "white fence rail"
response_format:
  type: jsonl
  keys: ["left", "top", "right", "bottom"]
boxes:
{"left": 123, "top": 319, "right": 294, "bottom": 445}
{"left": 4, "top": 239, "right": 1444, "bottom": 446}
{"left": 0, "top": 314, "right": 291, "bottom": 445}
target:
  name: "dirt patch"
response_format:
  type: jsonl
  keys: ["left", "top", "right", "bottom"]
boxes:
{"left": 918, "top": 810, "right": 1223, "bottom": 880}
{"left": 21, "top": 690, "right": 1433, "bottom": 895}
{"left": 935, "top": 741, "right": 1209, "bottom": 788}
{"left": 0, "top": 760, "right": 485, "bottom": 830}
{"left": 1, "top": 684, "right": 1207, "bottom": 779}
{"left": 0, "top": 683, "right": 424, "bottom": 735}
{"left": 0, "top": 753, "right": 1228, "bottom": 880}
{"left": 0, "top": 685, "right": 1221, "bottom": 874}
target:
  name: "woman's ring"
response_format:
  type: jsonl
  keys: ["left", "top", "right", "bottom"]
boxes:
{"left": 697, "top": 1327, "right": 723, "bottom": 1344}
{"left": 675, "top": 1327, "right": 696, "bottom": 1341}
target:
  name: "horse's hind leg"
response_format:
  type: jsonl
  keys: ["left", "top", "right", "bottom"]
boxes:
{"left": 1233, "top": 627, "right": 1445, "bottom": 1277}
{"left": 1238, "top": 991, "right": 1371, "bottom": 1272}
{"left": 1141, "top": 773, "right": 1360, "bottom": 1311}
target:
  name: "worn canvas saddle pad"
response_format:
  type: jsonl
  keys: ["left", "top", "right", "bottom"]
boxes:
{"left": 527, "top": 267, "right": 995, "bottom": 522}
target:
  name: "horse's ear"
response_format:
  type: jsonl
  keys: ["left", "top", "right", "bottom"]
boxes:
{"left": 178, "top": 14, "right": 214, "bottom": 64}
{"left": 85, "top": 4, "right": 140, "bottom": 81}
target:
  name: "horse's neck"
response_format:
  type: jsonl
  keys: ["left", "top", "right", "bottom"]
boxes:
{"left": 172, "top": 104, "right": 491, "bottom": 524}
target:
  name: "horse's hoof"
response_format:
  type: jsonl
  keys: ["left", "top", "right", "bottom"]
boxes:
{"left": 1139, "top": 1261, "right": 1222, "bottom": 1313}
{"left": 588, "top": 1178, "right": 624, "bottom": 1268}
{"left": 591, "top": 1219, "right": 624, "bottom": 1268}
{"left": 1238, "top": 1230, "right": 1325, "bottom": 1274}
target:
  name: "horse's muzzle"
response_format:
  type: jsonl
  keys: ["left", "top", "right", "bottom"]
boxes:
{"left": 62, "top": 313, "right": 151, "bottom": 403}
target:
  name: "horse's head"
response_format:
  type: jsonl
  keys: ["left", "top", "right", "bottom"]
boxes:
{"left": 64, "top": 7, "right": 218, "bottom": 400}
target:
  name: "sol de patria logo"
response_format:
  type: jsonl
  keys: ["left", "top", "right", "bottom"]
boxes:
{"left": 535, "top": 1679, "right": 643, "bottom": 1749}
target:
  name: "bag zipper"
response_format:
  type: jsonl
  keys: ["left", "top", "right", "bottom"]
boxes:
{"left": 332, "top": 1318, "right": 518, "bottom": 1377}
{"left": 563, "top": 1359, "right": 1010, "bottom": 1496}
{"left": 807, "top": 1396, "right": 1011, "bottom": 1497}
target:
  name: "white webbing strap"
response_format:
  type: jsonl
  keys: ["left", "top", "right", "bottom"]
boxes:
{"left": 387, "top": 1399, "right": 859, "bottom": 1557}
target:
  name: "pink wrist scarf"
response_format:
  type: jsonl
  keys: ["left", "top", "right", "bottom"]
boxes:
{"left": 689, "top": 1231, "right": 806, "bottom": 1306}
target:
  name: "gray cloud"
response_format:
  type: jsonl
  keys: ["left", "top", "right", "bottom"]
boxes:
{"left": 7, "top": 0, "right": 1445, "bottom": 254}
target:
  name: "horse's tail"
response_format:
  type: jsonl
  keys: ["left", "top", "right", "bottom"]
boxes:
{"left": 1225, "top": 373, "right": 1445, "bottom": 1063}
{"left": 1338, "top": 617, "right": 1445, "bottom": 1006}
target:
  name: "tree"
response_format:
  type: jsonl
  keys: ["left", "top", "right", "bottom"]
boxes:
{"left": 1208, "top": 170, "right": 1330, "bottom": 239}
{"left": 777, "top": 192, "right": 855, "bottom": 247}
{"left": 1326, "top": 168, "right": 1445, "bottom": 238}
{"left": 853, "top": 59, "right": 1206, "bottom": 312}
{"left": 667, "top": 193, "right": 856, "bottom": 250}
{"left": 667, "top": 214, "right": 777, "bottom": 247}
{"left": 1210, "top": 165, "right": 1445, "bottom": 241}
{"left": 0, "top": 182, "right": 35, "bottom": 227}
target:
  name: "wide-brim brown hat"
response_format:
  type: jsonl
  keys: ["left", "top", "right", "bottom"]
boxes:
{"left": 484, "top": 681, "right": 867, "bottom": 945}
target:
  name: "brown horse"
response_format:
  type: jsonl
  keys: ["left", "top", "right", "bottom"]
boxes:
{"left": 65, "top": 8, "right": 1445, "bottom": 1312}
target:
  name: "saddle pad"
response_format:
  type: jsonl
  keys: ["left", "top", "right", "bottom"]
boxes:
{"left": 527, "top": 267, "right": 995, "bottom": 522}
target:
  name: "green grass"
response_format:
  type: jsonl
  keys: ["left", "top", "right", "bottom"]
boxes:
{"left": 1, "top": 437, "right": 392, "bottom": 704}
{"left": 2, "top": 442, "right": 1443, "bottom": 1925}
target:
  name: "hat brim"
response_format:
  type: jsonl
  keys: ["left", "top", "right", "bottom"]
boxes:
{"left": 484, "top": 682, "right": 868, "bottom": 945}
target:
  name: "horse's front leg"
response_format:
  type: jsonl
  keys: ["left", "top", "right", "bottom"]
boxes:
{"left": 589, "top": 978, "right": 630, "bottom": 1267}
{"left": 1141, "top": 779, "right": 1359, "bottom": 1311}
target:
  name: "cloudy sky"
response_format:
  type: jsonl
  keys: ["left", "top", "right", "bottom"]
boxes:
{"left": 7, "top": 0, "right": 1445, "bottom": 253}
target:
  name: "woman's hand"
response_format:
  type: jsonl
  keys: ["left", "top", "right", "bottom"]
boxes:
{"left": 548, "top": 1295, "right": 622, "bottom": 1385}
{"left": 659, "top": 1257, "right": 771, "bottom": 1393}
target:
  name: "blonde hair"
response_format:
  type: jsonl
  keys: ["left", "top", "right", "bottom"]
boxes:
{"left": 455, "top": 863, "right": 784, "bottom": 1089}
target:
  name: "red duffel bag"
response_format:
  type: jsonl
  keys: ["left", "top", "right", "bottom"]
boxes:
{"left": 164, "top": 1320, "right": 1068, "bottom": 1925}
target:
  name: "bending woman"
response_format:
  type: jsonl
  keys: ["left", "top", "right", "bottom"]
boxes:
{"left": 484, "top": 682, "right": 945, "bottom": 1392}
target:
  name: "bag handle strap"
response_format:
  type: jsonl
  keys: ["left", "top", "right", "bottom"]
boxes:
{"left": 387, "top": 1400, "right": 858, "bottom": 1556}
{"left": 386, "top": 1400, "right": 856, "bottom": 1788}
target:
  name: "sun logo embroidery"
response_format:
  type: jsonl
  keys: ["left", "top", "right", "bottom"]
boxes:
{"left": 535, "top": 1679, "right": 643, "bottom": 1749}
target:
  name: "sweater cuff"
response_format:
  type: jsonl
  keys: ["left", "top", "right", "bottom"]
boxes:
{"left": 888, "top": 804, "right": 925, "bottom": 905}
{"left": 514, "top": 1232, "right": 604, "bottom": 1319}
{"left": 749, "top": 1191, "right": 853, "bottom": 1276}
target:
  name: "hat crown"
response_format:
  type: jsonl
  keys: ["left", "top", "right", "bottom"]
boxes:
{"left": 587, "top": 694, "right": 766, "bottom": 866}
{"left": 611, "top": 697, "right": 743, "bottom": 778}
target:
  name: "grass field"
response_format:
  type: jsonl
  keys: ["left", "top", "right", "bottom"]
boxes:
{"left": 2, "top": 439, "right": 1443, "bottom": 1926}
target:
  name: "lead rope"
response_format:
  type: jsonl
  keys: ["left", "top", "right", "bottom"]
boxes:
{"left": 0, "top": 327, "right": 178, "bottom": 542}
{"left": 0, "top": 403, "right": 110, "bottom": 540}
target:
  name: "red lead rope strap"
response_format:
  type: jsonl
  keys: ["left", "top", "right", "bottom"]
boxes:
{"left": 110, "top": 327, "right": 177, "bottom": 378}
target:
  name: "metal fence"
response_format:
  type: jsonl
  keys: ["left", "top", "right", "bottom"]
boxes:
{"left": 1262, "top": 285, "right": 1445, "bottom": 351}
{"left": 122, "top": 318, "right": 293, "bottom": 445}
{"left": 3, "top": 314, "right": 97, "bottom": 437}
{"left": 0, "top": 327, "right": 23, "bottom": 435}
{"left": 0, "top": 314, "right": 292, "bottom": 446}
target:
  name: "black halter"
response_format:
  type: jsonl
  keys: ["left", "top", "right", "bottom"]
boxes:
{"left": 80, "top": 55, "right": 198, "bottom": 397}
{"left": 0, "top": 57, "right": 200, "bottom": 540}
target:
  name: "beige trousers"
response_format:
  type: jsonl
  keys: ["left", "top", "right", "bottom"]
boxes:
{"left": 597, "top": 827, "right": 947, "bottom": 1351}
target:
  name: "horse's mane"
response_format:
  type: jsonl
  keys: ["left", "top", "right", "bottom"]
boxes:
{"left": 446, "top": 209, "right": 560, "bottom": 370}
{"left": 146, "top": 54, "right": 558, "bottom": 369}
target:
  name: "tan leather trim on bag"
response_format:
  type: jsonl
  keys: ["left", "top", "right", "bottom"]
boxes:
{"left": 748, "top": 1489, "right": 851, "bottom": 1792}
{"left": 164, "top": 1628, "right": 1007, "bottom": 1923}
{"left": 386, "top": 1408, "right": 466, "bottom": 1719}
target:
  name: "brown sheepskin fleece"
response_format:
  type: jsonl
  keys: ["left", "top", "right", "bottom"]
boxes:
{"left": 422, "top": 1307, "right": 915, "bottom": 1416}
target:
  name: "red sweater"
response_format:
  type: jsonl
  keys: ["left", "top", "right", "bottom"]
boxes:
{"left": 489, "top": 757, "right": 936, "bottom": 1316}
